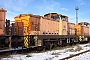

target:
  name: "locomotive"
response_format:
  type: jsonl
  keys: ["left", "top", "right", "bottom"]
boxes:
{"left": 0, "top": 8, "right": 90, "bottom": 50}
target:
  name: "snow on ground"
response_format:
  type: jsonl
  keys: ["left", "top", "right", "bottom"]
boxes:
{"left": 1, "top": 43, "right": 90, "bottom": 60}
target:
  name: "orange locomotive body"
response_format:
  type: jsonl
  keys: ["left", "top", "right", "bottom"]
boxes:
{"left": 0, "top": 8, "right": 11, "bottom": 50}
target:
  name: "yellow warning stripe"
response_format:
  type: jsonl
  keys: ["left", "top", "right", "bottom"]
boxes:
{"left": 79, "top": 36, "right": 82, "bottom": 41}
{"left": 24, "top": 35, "right": 29, "bottom": 48}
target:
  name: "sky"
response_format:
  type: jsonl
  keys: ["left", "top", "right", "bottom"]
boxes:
{"left": 0, "top": 0, "right": 90, "bottom": 23}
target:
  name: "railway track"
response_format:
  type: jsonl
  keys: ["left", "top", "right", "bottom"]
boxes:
{"left": 0, "top": 47, "right": 36, "bottom": 57}
{"left": 0, "top": 46, "right": 45, "bottom": 57}
{"left": 0, "top": 43, "right": 89, "bottom": 58}
{"left": 60, "top": 50, "right": 90, "bottom": 60}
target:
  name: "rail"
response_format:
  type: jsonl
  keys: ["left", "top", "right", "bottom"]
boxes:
{"left": 60, "top": 50, "right": 90, "bottom": 60}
